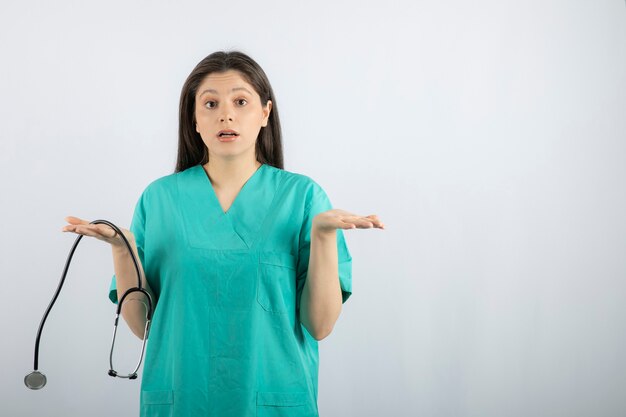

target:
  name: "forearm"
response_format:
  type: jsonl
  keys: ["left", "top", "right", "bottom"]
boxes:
{"left": 111, "top": 241, "right": 154, "bottom": 340}
{"left": 299, "top": 229, "right": 342, "bottom": 341}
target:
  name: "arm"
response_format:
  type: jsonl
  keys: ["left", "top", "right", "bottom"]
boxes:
{"left": 299, "top": 229, "right": 342, "bottom": 341}
{"left": 299, "top": 209, "right": 385, "bottom": 341}
{"left": 111, "top": 239, "right": 156, "bottom": 340}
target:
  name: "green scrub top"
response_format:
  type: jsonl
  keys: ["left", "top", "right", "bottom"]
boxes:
{"left": 108, "top": 163, "right": 352, "bottom": 417}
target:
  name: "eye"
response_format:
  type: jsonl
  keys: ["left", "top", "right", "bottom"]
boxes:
{"left": 236, "top": 98, "right": 247, "bottom": 106}
{"left": 204, "top": 101, "right": 216, "bottom": 109}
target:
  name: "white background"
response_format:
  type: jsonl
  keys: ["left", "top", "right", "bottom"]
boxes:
{"left": 1, "top": 1, "right": 625, "bottom": 416}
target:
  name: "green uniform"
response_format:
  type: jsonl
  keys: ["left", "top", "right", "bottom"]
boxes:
{"left": 108, "top": 163, "right": 352, "bottom": 416}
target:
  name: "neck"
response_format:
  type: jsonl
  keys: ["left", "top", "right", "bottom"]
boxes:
{"left": 203, "top": 157, "right": 262, "bottom": 190}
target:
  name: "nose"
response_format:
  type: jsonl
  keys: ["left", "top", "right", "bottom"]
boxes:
{"left": 219, "top": 103, "right": 234, "bottom": 123}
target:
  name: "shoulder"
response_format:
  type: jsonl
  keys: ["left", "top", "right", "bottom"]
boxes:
{"left": 267, "top": 164, "right": 325, "bottom": 193}
{"left": 266, "top": 165, "right": 330, "bottom": 209}
{"left": 137, "top": 168, "right": 186, "bottom": 203}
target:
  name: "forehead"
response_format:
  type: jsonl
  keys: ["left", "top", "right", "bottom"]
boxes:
{"left": 197, "top": 70, "right": 256, "bottom": 96}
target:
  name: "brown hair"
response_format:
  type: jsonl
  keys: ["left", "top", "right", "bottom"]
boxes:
{"left": 175, "top": 50, "right": 284, "bottom": 173}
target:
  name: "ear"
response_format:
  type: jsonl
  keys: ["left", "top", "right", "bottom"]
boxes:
{"left": 261, "top": 100, "right": 272, "bottom": 127}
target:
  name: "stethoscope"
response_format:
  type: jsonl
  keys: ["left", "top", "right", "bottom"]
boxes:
{"left": 25, "top": 220, "right": 154, "bottom": 390}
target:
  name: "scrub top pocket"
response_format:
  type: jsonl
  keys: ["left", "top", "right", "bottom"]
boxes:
{"left": 140, "top": 390, "right": 174, "bottom": 417}
{"left": 257, "top": 391, "right": 316, "bottom": 417}
{"left": 257, "top": 252, "right": 297, "bottom": 314}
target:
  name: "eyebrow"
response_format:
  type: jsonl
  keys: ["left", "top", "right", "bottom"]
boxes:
{"left": 198, "top": 87, "right": 253, "bottom": 97}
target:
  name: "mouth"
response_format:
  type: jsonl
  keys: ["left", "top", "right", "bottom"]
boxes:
{"left": 217, "top": 130, "right": 240, "bottom": 139}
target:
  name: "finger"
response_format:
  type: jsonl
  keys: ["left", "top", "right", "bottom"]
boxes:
{"left": 342, "top": 215, "right": 371, "bottom": 222}
{"left": 62, "top": 224, "right": 80, "bottom": 233}
{"left": 62, "top": 223, "right": 88, "bottom": 232}
{"left": 348, "top": 215, "right": 381, "bottom": 228}
{"left": 345, "top": 216, "right": 385, "bottom": 229}
{"left": 64, "top": 216, "right": 89, "bottom": 225}
{"left": 332, "top": 219, "right": 355, "bottom": 230}
{"left": 72, "top": 225, "right": 101, "bottom": 237}
{"left": 66, "top": 224, "right": 110, "bottom": 238}
{"left": 364, "top": 215, "right": 384, "bottom": 228}
{"left": 342, "top": 218, "right": 375, "bottom": 229}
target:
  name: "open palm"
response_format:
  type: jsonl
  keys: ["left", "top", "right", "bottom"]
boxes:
{"left": 312, "top": 209, "right": 385, "bottom": 234}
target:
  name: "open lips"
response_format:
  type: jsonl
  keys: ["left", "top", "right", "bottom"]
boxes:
{"left": 218, "top": 129, "right": 240, "bottom": 138}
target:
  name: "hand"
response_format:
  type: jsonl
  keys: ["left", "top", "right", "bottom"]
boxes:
{"left": 61, "top": 216, "right": 132, "bottom": 248}
{"left": 312, "top": 209, "right": 385, "bottom": 235}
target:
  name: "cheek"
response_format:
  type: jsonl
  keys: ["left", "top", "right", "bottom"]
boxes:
{"left": 195, "top": 114, "right": 214, "bottom": 129}
{"left": 243, "top": 111, "right": 264, "bottom": 129}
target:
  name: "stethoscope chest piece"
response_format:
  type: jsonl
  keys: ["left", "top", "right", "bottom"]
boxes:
{"left": 25, "top": 371, "right": 47, "bottom": 390}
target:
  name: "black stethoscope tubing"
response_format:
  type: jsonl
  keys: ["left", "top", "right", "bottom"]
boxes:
{"left": 26, "top": 219, "right": 153, "bottom": 389}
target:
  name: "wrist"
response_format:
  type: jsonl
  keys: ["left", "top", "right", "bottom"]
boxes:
{"left": 311, "top": 227, "right": 336, "bottom": 241}
{"left": 111, "top": 237, "right": 135, "bottom": 253}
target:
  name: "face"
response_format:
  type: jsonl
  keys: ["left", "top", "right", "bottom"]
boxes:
{"left": 194, "top": 69, "right": 272, "bottom": 163}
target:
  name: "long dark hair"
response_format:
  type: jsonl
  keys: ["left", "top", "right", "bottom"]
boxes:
{"left": 175, "top": 50, "right": 284, "bottom": 173}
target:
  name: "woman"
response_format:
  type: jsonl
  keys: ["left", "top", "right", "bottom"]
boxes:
{"left": 62, "top": 50, "right": 384, "bottom": 416}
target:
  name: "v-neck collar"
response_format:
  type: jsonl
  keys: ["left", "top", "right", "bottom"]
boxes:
{"left": 199, "top": 163, "right": 266, "bottom": 215}
{"left": 179, "top": 163, "right": 280, "bottom": 250}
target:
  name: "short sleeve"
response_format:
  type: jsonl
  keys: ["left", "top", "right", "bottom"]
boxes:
{"left": 295, "top": 184, "right": 353, "bottom": 312}
{"left": 108, "top": 191, "right": 147, "bottom": 304}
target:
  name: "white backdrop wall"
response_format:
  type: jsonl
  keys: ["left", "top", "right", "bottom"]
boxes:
{"left": 1, "top": 1, "right": 625, "bottom": 416}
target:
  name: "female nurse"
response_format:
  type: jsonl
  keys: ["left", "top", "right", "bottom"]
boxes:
{"left": 62, "top": 50, "right": 384, "bottom": 417}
